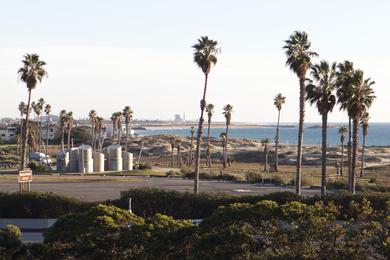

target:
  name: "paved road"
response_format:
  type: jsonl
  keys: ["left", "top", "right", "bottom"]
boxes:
{"left": 0, "top": 175, "right": 321, "bottom": 201}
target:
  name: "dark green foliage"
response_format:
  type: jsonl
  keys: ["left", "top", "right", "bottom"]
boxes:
{"left": 0, "top": 191, "right": 93, "bottom": 218}
{"left": 28, "top": 160, "right": 46, "bottom": 172}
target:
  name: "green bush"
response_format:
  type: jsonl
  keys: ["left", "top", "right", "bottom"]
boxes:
{"left": 138, "top": 163, "right": 152, "bottom": 170}
{"left": 0, "top": 191, "right": 93, "bottom": 218}
{"left": 28, "top": 160, "right": 46, "bottom": 172}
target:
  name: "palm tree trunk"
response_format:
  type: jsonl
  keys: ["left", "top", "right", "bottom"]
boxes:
{"left": 348, "top": 117, "right": 352, "bottom": 191}
{"left": 264, "top": 146, "right": 268, "bottom": 172}
{"left": 125, "top": 123, "right": 129, "bottom": 152}
{"left": 194, "top": 73, "right": 208, "bottom": 194}
{"left": 178, "top": 145, "right": 182, "bottom": 167}
{"left": 67, "top": 125, "right": 72, "bottom": 151}
{"left": 360, "top": 134, "right": 366, "bottom": 177}
{"left": 21, "top": 90, "right": 32, "bottom": 170}
{"left": 189, "top": 132, "right": 194, "bottom": 166}
{"left": 38, "top": 113, "right": 43, "bottom": 152}
{"left": 91, "top": 122, "right": 95, "bottom": 151}
{"left": 171, "top": 146, "right": 174, "bottom": 167}
{"left": 206, "top": 119, "right": 212, "bottom": 167}
{"left": 19, "top": 118, "right": 24, "bottom": 159}
{"left": 61, "top": 125, "right": 65, "bottom": 152}
{"left": 340, "top": 140, "right": 344, "bottom": 177}
{"left": 351, "top": 118, "right": 359, "bottom": 194}
{"left": 45, "top": 116, "right": 49, "bottom": 159}
{"left": 295, "top": 77, "right": 306, "bottom": 195}
{"left": 321, "top": 113, "right": 328, "bottom": 197}
{"left": 223, "top": 125, "right": 229, "bottom": 169}
{"left": 275, "top": 109, "right": 281, "bottom": 171}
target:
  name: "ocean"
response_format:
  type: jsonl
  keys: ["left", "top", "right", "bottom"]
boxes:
{"left": 134, "top": 123, "right": 390, "bottom": 146}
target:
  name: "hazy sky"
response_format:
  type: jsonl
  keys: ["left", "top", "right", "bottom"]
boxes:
{"left": 1, "top": 0, "right": 389, "bottom": 123}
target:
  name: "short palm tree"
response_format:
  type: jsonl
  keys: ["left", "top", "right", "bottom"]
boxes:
{"left": 59, "top": 110, "right": 67, "bottom": 152}
{"left": 176, "top": 139, "right": 183, "bottom": 167}
{"left": 44, "top": 104, "right": 51, "bottom": 158}
{"left": 220, "top": 132, "right": 226, "bottom": 164}
{"left": 95, "top": 116, "right": 104, "bottom": 152}
{"left": 222, "top": 104, "right": 233, "bottom": 169}
{"left": 18, "top": 54, "right": 47, "bottom": 169}
{"left": 31, "top": 101, "right": 41, "bottom": 152}
{"left": 305, "top": 61, "right": 337, "bottom": 197}
{"left": 347, "top": 70, "right": 375, "bottom": 194}
{"left": 336, "top": 60, "right": 355, "bottom": 187}
{"left": 283, "top": 31, "right": 318, "bottom": 195}
{"left": 123, "top": 106, "right": 134, "bottom": 152}
{"left": 338, "top": 126, "right": 347, "bottom": 177}
{"left": 66, "top": 112, "right": 74, "bottom": 151}
{"left": 116, "top": 112, "right": 123, "bottom": 142}
{"left": 273, "top": 93, "right": 285, "bottom": 171}
{"left": 188, "top": 127, "right": 195, "bottom": 166}
{"left": 37, "top": 97, "right": 45, "bottom": 152}
{"left": 360, "top": 112, "right": 370, "bottom": 177}
{"left": 192, "top": 36, "right": 219, "bottom": 193}
{"left": 205, "top": 103, "right": 214, "bottom": 167}
{"left": 170, "top": 138, "right": 176, "bottom": 167}
{"left": 261, "top": 138, "right": 270, "bottom": 172}
{"left": 89, "top": 110, "right": 97, "bottom": 151}
{"left": 111, "top": 113, "right": 117, "bottom": 143}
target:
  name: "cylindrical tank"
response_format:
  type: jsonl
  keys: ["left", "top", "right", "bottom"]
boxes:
{"left": 69, "top": 148, "right": 79, "bottom": 172}
{"left": 56, "top": 151, "right": 69, "bottom": 172}
{"left": 93, "top": 152, "right": 105, "bottom": 172}
{"left": 78, "top": 145, "right": 93, "bottom": 173}
{"left": 122, "top": 152, "right": 133, "bottom": 171}
{"left": 108, "top": 144, "right": 122, "bottom": 171}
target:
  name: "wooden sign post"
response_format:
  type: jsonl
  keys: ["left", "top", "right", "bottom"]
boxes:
{"left": 18, "top": 169, "right": 32, "bottom": 192}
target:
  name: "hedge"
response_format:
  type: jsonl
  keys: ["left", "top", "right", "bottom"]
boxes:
{"left": 0, "top": 192, "right": 94, "bottom": 218}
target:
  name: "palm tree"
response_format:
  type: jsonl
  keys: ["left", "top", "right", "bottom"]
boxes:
{"left": 220, "top": 132, "right": 226, "bottom": 164}
{"left": 347, "top": 70, "right": 375, "bottom": 194}
{"left": 116, "top": 112, "right": 123, "bottom": 144}
{"left": 66, "top": 112, "right": 74, "bottom": 151}
{"left": 305, "top": 61, "right": 337, "bottom": 197}
{"left": 111, "top": 113, "right": 117, "bottom": 143}
{"left": 283, "top": 31, "right": 318, "bottom": 195}
{"left": 338, "top": 126, "right": 347, "bottom": 177}
{"left": 88, "top": 110, "right": 97, "bottom": 151}
{"left": 170, "top": 138, "right": 176, "bottom": 167}
{"left": 188, "top": 127, "right": 195, "bottom": 166}
{"left": 95, "top": 116, "right": 104, "bottom": 152}
{"left": 261, "top": 138, "right": 270, "bottom": 172}
{"left": 59, "top": 110, "right": 67, "bottom": 152}
{"left": 336, "top": 61, "right": 355, "bottom": 189}
{"left": 360, "top": 112, "right": 370, "bottom": 177}
{"left": 44, "top": 104, "right": 51, "bottom": 159}
{"left": 37, "top": 97, "right": 45, "bottom": 152}
{"left": 18, "top": 54, "right": 48, "bottom": 169}
{"left": 31, "top": 101, "right": 41, "bottom": 152}
{"left": 176, "top": 139, "right": 183, "bottom": 167}
{"left": 273, "top": 94, "right": 286, "bottom": 171}
{"left": 192, "top": 36, "right": 219, "bottom": 194}
{"left": 222, "top": 104, "right": 233, "bottom": 169}
{"left": 123, "top": 106, "right": 134, "bottom": 152}
{"left": 205, "top": 103, "right": 214, "bottom": 167}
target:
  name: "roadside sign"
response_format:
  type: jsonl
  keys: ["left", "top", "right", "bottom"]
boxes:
{"left": 18, "top": 169, "right": 32, "bottom": 192}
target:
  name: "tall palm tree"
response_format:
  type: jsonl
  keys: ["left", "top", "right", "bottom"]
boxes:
{"left": 336, "top": 61, "right": 355, "bottom": 189}
{"left": 305, "top": 61, "right": 337, "bottom": 197}
{"left": 347, "top": 70, "right": 375, "bottom": 194}
{"left": 44, "top": 104, "right": 51, "bottom": 159}
{"left": 273, "top": 93, "right": 286, "bottom": 171}
{"left": 59, "top": 110, "right": 67, "bottom": 152}
{"left": 37, "top": 97, "right": 45, "bottom": 152}
{"left": 18, "top": 53, "right": 48, "bottom": 169}
{"left": 222, "top": 104, "right": 233, "bottom": 169}
{"left": 283, "top": 31, "right": 318, "bottom": 195}
{"left": 66, "top": 112, "right": 74, "bottom": 151}
{"left": 205, "top": 103, "right": 214, "bottom": 167}
{"left": 192, "top": 36, "right": 219, "bottom": 194}
{"left": 261, "top": 138, "right": 270, "bottom": 172}
{"left": 338, "top": 126, "right": 347, "bottom": 177}
{"left": 360, "top": 112, "right": 370, "bottom": 177}
{"left": 88, "top": 110, "right": 97, "bottom": 151}
{"left": 123, "top": 106, "right": 134, "bottom": 152}
{"left": 188, "top": 126, "right": 195, "bottom": 166}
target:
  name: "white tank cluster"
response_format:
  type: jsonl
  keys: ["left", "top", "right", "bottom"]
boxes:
{"left": 56, "top": 144, "right": 133, "bottom": 174}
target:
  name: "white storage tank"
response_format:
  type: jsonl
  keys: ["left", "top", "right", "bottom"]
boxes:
{"left": 93, "top": 152, "right": 105, "bottom": 172}
{"left": 122, "top": 152, "right": 133, "bottom": 171}
{"left": 69, "top": 148, "right": 79, "bottom": 172}
{"left": 78, "top": 145, "right": 93, "bottom": 173}
{"left": 56, "top": 151, "right": 69, "bottom": 172}
{"left": 108, "top": 144, "right": 122, "bottom": 171}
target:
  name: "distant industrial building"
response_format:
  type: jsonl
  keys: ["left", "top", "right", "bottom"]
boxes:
{"left": 0, "top": 127, "right": 17, "bottom": 142}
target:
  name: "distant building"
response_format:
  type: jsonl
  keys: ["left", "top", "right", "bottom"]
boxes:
{"left": 40, "top": 124, "right": 58, "bottom": 140}
{"left": 0, "top": 127, "right": 17, "bottom": 142}
{"left": 174, "top": 114, "right": 184, "bottom": 123}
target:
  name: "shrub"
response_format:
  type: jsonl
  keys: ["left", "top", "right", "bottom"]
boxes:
{"left": 138, "top": 163, "right": 152, "bottom": 170}
{"left": 28, "top": 160, "right": 46, "bottom": 172}
{"left": 0, "top": 191, "right": 93, "bottom": 218}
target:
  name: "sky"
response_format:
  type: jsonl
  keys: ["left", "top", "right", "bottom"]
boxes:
{"left": 0, "top": 0, "right": 389, "bottom": 123}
